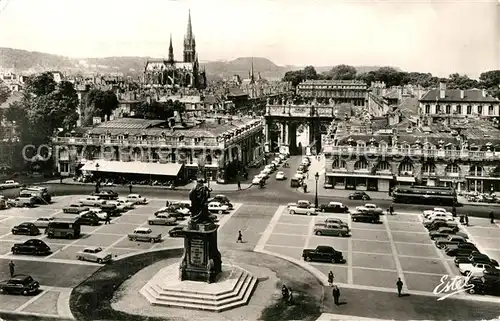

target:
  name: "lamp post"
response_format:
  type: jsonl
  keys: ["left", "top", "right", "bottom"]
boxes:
{"left": 314, "top": 172, "right": 319, "bottom": 209}
{"left": 95, "top": 162, "right": 100, "bottom": 193}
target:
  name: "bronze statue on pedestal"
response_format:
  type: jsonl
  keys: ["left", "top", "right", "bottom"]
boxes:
{"left": 188, "top": 179, "right": 214, "bottom": 229}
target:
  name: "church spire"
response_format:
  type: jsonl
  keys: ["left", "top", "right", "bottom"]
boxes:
{"left": 250, "top": 58, "right": 255, "bottom": 83}
{"left": 186, "top": 9, "right": 193, "bottom": 40}
{"left": 168, "top": 33, "right": 174, "bottom": 62}
{"left": 183, "top": 10, "right": 196, "bottom": 63}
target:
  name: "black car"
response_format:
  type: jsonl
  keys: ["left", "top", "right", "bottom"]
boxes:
{"left": 351, "top": 212, "right": 380, "bottom": 223}
{"left": 445, "top": 242, "right": 478, "bottom": 256}
{"left": 168, "top": 226, "right": 185, "bottom": 237}
{"left": 427, "top": 221, "right": 459, "bottom": 232}
{"left": 0, "top": 274, "right": 40, "bottom": 295}
{"left": 77, "top": 213, "right": 100, "bottom": 226}
{"left": 318, "top": 202, "right": 349, "bottom": 213}
{"left": 302, "top": 245, "right": 344, "bottom": 264}
{"left": 11, "top": 239, "right": 51, "bottom": 255}
{"left": 454, "top": 252, "right": 499, "bottom": 267}
{"left": 100, "top": 203, "right": 119, "bottom": 216}
{"left": 429, "top": 227, "right": 467, "bottom": 240}
{"left": 92, "top": 190, "right": 118, "bottom": 200}
{"left": 12, "top": 222, "right": 40, "bottom": 236}
{"left": 483, "top": 267, "right": 500, "bottom": 277}
{"left": 467, "top": 276, "right": 500, "bottom": 295}
{"left": 349, "top": 192, "right": 370, "bottom": 200}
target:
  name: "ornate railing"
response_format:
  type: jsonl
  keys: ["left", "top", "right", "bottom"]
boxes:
{"left": 53, "top": 137, "right": 225, "bottom": 148}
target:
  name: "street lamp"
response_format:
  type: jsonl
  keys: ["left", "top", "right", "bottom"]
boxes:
{"left": 95, "top": 162, "right": 100, "bottom": 193}
{"left": 314, "top": 172, "right": 319, "bottom": 209}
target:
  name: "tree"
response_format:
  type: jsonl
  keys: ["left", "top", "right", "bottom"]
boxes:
{"left": 303, "top": 65, "right": 318, "bottom": 80}
{"left": 479, "top": 70, "right": 500, "bottom": 88}
{"left": 328, "top": 65, "right": 357, "bottom": 80}
{"left": 446, "top": 73, "right": 478, "bottom": 89}
{"left": 26, "top": 72, "right": 56, "bottom": 97}
{"left": 84, "top": 89, "right": 119, "bottom": 122}
{"left": 283, "top": 70, "right": 305, "bottom": 87}
{"left": 0, "top": 80, "right": 10, "bottom": 106}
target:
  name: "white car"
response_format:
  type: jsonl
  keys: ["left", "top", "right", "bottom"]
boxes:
{"left": 423, "top": 207, "right": 449, "bottom": 218}
{"left": 148, "top": 213, "right": 176, "bottom": 225}
{"left": 276, "top": 171, "right": 286, "bottom": 180}
{"left": 126, "top": 194, "right": 147, "bottom": 204}
{"left": 33, "top": 217, "right": 54, "bottom": 228}
{"left": 208, "top": 202, "right": 229, "bottom": 214}
{"left": 458, "top": 262, "right": 496, "bottom": 277}
{"left": 79, "top": 196, "right": 106, "bottom": 207}
{"left": 423, "top": 214, "right": 455, "bottom": 225}
{"left": 116, "top": 198, "right": 135, "bottom": 209}
{"left": 252, "top": 175, "right": 265, "bottom": 185}
{"left": 76, "top": 247, "right": 112, "bottom": 263}
{"left": 106, "top": 200, "right": 127, "bottom": 212}
{"left": 0, "top": 180, "right": 20, "bottom": 189}
{"left": 355, "top": 204, "right": 383, "bottom": 214}
{"left": 80, "top": 210, "right": 108, "bottom": 220}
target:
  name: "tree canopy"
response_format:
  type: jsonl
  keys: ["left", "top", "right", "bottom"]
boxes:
{"left": 4, "top": 72, "right": 79, "bottom": 145}
{"left": 82, "top": 89, "right": 119, "bottom": 125}
{"left": 0, "top": 80, "right": 10, "bottom": 106}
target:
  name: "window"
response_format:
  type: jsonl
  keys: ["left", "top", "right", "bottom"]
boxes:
{"left": 456, "top": 105, "right": 462, "bottom": 114}
{"left": 489, "top": 105, "right": 494, "bottom": 115}
{"left": 422, "top": 163, "right": 436, "bottom": 175}
{"left": 445, "top": 164, "right": 460, "bottom": 174}
{"left": 436, "top": 105, "right": 441, "bottom": 113}
{"left": 478, "top": 106, "right": 483, "bottom": 115}
{"left": 467, "top": 105, "right": 472, "bottom": 114}
{"left": 354, "top": 159, "right": 369, "bottom": 171}
{"left": 332, "top": 159, "right": 347, "bottom": 169}
{"left": 469, "top": 165, "right": 483, "bottom": 176}
{"left": 446, "top": 105, "right": 451, "bottom": 114}
{"left": 376, "top": 161, "right": 391, "bottom": 172}
{"left": 425, "top": 105, "right": 430, "bottom": 114}
{"left": 398, "top": 162, "right": 414, "bottom": 175}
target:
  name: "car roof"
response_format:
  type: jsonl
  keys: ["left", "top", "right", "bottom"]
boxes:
{"left": 10, "top": 274, "right": 32, "bottom": 281}
{"left": 84, "top": 246, "right": 102, "bottom": 251}
{"left": 365, "top": 203, "right": 376, "bottom": 206}
{"left": 128, "top": 194, "right": 141, "bottom": 197}
{"left": 135, "top": 227, "right": 150, "bottom": 231}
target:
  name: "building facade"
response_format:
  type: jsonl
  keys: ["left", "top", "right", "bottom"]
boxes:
{"left": 52, "top": 116, "right": 263, "bottom": 183}
{"left": 143, "top": 11, "right": 207, "bottom": 90}
{"left": 296, "top": 80, "right": 368, "bottom": 106}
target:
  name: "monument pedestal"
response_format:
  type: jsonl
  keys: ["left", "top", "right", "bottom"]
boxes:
{"left": 179, "top": 222, "right": 222, "bottom": 283}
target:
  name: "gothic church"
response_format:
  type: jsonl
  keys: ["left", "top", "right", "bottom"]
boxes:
{"left": 143, "top": 11, "right": 207, "bottom": 89}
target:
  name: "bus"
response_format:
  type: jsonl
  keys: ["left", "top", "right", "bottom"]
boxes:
{"left": 392, "top": 185, "right": 457, "bottom": 206}
{"left": 46, "top": 218, "right": 81, "bottom": 239}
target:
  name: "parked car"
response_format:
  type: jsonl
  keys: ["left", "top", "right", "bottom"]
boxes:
{"left": 76, "top": 247, "right": 113, "bottom": 263}
{"left": 0, "top": 275, "right": 39, "bottom": 295}
{"left": 9, "top": 196, "right": 35, "bottom": 207}
{"left": 351, "top": 212, "right": 380, "bottom": 223}
{"left": 424, "top": 217, "right": 458, "bottom": 229}
{"left": 92, "top": 190, "right": 118, "bottom": 200}
{"left": 302, "top": 245, "right": 344, "bottom": 263}
{"left": 427, "top": 220, "right": 459, "bottom": 232}
{"left": 313, "top": 223, "right": 350, "bottom": 237}
{"left": 324, "top": 218, "right": 349, "bottom": 227}
{"left": 168, "top": 226, "right": 185, "bottom": 237}
{"left": 116, "top": 197, "right": 135, "bottom": 209}
{"left": 423, "top": 213, "right": 454, "bottom": 226}
{"left": 459, "top": 261, "right": 496, "bottom": 277}
{"left": 252, "top": 175, "right": 265, "bottom": 185}
{"left": 148, "top": 213, "right": 177, "bottom": 225}
{"left": 11, "top": 239, "right": 51, "bottom": 255}
{"left": 63, "top": 203, "right": 90, "bottom": 214}
{"left": 445, "top": 242, "right": 478, "bottom": 256}
{"left": 355, "top": 204, "right": 383, "bottom": 214}
{"left": 454, "top": 252, "right": 499, "bottom": 267}
{"left": 208, "top": 201, "right": 230, "bottom": 214}
{"left": 128, "top": 227, "right": 161, "bottom": 242}
{"left": 126, "top": 194, "right": 147, "bottom": 204}
{"left": 32, "top": 217, "right": 54, "bottom": 229}
{"left": 0, "top": 180, "right": 20, "bottom": 190}
{"left": 154, "top": 207, "right": 183, "bottom": 219}
{"left": 435, "top": 235, "right": 467, "bottom": 249}
{"left": 429, "top": 227, "right": 468, "bottom": 240}
{"left": 318, "top": 202, "right": 349, "bottom": 213}
{"left": 288, "top": 200, "right": 316, "bottom": 216}
{"left": 78, "top": 196, "right": 106, "bottom": 207}
{"left": 466, "top": 276, "right": 500, "bottom": 295}
{"left": 105, "top": 200, "right": 127, "bottom": 212}
{"left": 11, "top": 222, "right": 40, "bottom": 236}
{"left": 423, "top": 207, "right": 449, "bottom": 219}
{"left": 76, "top": 212, "right": 101, "bottom": 226}
{"left": 80, "top": 209, "right": 108, "bottom": 221}
{"left": 349, "top": 192, "right": 370, "bottom": 200}
{"left": 275, "top": 171, "right": 286, "bottom": 180}
{"left": 99, "top": 203, "right": 119, "bottom": 216}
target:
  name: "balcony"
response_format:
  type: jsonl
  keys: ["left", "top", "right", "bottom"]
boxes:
{"left": 322, "top": 146, "right": 500, "bottom": 160}
{"left": 53, "top": 136, "right": 225, "bottom": 149}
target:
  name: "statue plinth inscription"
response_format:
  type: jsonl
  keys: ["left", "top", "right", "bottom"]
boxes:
{"left": 179, "top": 179, "right": 222, "bottom": 283}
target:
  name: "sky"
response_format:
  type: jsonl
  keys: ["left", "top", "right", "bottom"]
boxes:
{"left": 0, "top": 0, "right": 498, "bottom": 77}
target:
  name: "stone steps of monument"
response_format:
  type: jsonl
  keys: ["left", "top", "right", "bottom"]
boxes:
{"left": 141, "top": 274, "right": 258, "bottom": 312}
{"left": 150, "top": 271, "right": 248, "bottom": 300}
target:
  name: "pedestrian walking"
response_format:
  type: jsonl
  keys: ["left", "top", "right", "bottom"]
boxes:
{"left": 465, "top": 213, "right": 469, "bottom": 226}
{"left": 9, "top": 260, "right": 15, "bottom": 277}
{"left": 396, "top": 277, "right": 403, "bottom": 297}
{"left": 237, "top": 181, "right": 241, "bottom": 190}
{"left": 129, "top": 183, "right": 133, "bottom": 193}
{"left": 303, "top": 183, "right": 308, "bottom": 193}
{"left": 105, "top": 214, "right": 111, "bottom": 225}
{"left": 165, "top": 200, "right": 170, "bottom": 207}
{"left": 288, "top": 288, "right": 294, "bottom": 305}
{"left": 328, "top": 271, "right": 334, "bottom": 286}
{"left": 452, "top": 206, "right": 457, "bottom": 218}
{"left": 490, "top": 211, "right": 495, "bottom": 224}
{"left": 389, "top": 204, "right": 394, "bottom": 215}
{"left": 236, "top": 230, "right": 243, "bottom": 243}
{"left": 281, "top": 285, "right": 289, "bottom": 300}
{"left": 332, "top": 285, "right": 340, "bottom": 305}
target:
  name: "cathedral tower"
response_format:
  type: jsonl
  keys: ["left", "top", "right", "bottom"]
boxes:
{"left": 168, "top": 33, "right": 174, "bottom": 63}
{"left": 183, "top": 10, "right": 196, "bottom": 63}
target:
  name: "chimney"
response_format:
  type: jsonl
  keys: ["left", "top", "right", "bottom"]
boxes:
{"left": 460, "top": 90, "right": 465, "bottom": 99}
{"left": 482, "top": 89, "right": 487, "bottom": 97}
{"left": 439, "top": 82, "right": 446, "bottom": 99}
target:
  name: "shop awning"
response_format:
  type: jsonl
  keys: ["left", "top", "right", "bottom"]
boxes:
{"left": 439, "top": 178, "right": 466, "bottom": 182}
{"left": 396, "top": 176, "right": 416, "bottom": 183}
{"left": 327, "top": 173, "right": 393, "bottom": 180}
{"left": 81, "top": 160, "right": 183, "bottom": 177}
{"left": 466, "top": 176, "right": 500, "bottom": 181}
